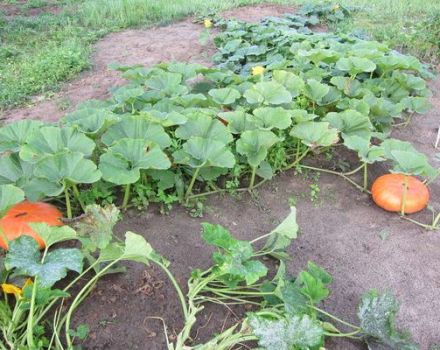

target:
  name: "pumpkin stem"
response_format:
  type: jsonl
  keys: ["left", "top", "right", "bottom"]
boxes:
{"left": 64, "top": 186, "right": 72, "bottom": 219}
{"left": 185, "top": 167, "right": 200, "bottom": 204}
{"left": 248, "top": 166, "right": 257, "bottom": 191}
{"left": 400, "top": 175, "right": 409, "bottom": 216}
{"left": 122, "top": 183, "right": 131, "bottom": 209}
{"left": 363, "top": 163, "right": 368, "bottom": 191}
{"left": 72, "top": 183, "right": 85, "bottom": 213}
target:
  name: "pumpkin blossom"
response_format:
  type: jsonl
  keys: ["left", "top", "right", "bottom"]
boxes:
{"left": 1, "top": 279, "right": 32, "bottom": 299}
{"left": 251, "top": 66, "right": 265, "bottom": 76}
{"left": 204, "top": 19, "right": 213, "bottom": 28}
{"left": 332, "top": 4, "right": 340, "bottom": 11}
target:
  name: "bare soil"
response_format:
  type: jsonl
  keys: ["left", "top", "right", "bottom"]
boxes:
{"left": 2, "top": 4, "right": 440, "bottom": 350}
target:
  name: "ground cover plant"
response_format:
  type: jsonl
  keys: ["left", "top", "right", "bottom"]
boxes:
{"left": 0, "top": 16, "right": 437, "bottom": 226}
{"left": 0, "top": 196, "right": 418, "bottom": 349}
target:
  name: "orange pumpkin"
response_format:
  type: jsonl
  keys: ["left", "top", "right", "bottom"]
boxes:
{"left": 371, "top": 174, "right": 429, "bottom": 214}
{"left": 0, "top": 201, "right": 63, "bottom": 250}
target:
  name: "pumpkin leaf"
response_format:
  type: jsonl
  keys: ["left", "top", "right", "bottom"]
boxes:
{"left": 401, "top": 96, "right": 431, "bottom": 114}
{"left": 272, "top": 70, "right": 304, "bottom": 97}
{"left": 263, "top": 207, "right": 298, "bottom": 254}
{"left": 290, "top": 122, "right": 339, "bottom": 148}
{"left": 208, "top": 87, "right": 241, "bottom": 105}
{"left": 236, "top": 130, "right": 280, "bottom": 168}
{"left": 249, "top": 314, "right": 324, "bottom": 350}
{"left": 0, "top": 120, "right": 43, "bottom": 153}
{"left": 336, "top": 56, "right": 376, "bottom": 76}
{"left": 358, "top": 290, "right": 419, "bottom": 350}
{"left": 173, "top": 138, "right": 235, "bottom": 169}
{"left": 5, "top": 236, "right": 83, "bottom": 288}
{"left": 218, "top": 111, "right": 256, "bottom": 134}
{"left": 63, "top": 108, "right": 119, "bottom": 135}
{"left": 19, "top": 126, "right": 96, "bottom": 163}
{"left": 252, "top": 107, "right": 292, "bottom": 130}
{"left": 343, "top": 135, "right": 385, "bottom": 164}
{"left": 244, "top": 81, "right": 292, "bottom": 105}
{"left": 145, "top": 71, "right": 187, "bottom": 96}
{"left": 122, "top": 231, "right": 169, "bottom": 266}
{"left": 0, "top": 184, "right": 25, "bottom": 217}
{"left": 175, "top": 115, "right": 233, "bottom": 144}
{"left": 28, "top": 224, "right": 78, "bottom": 249}
{"left": 324, "top": 109, "right": 373, "bottom": 139}
{"left": 304, "top": 79, "right": 330, "bottom": 102}
{"left": 141, "top": 110, "right": 187, "bottom": 127}
{"left": 99, "top": 139, "right": 170, "bottom": 185}
{"left": 34, "top": 152, "right": 101, "bottom": 192}
{"left": 101, "top": 115, "right": 171, "bottom": 149}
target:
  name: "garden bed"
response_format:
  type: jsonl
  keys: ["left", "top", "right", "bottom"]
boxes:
{"left": 1, "top": 4, "right": 440, "bottom": 350}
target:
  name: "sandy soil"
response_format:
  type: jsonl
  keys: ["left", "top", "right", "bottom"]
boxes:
{"left": 2, "top": 3, "right": 440, "bottom": 349}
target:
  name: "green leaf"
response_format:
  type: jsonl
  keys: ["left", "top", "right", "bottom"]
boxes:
{"left": 324, "top": 109, "right": 373, "bottom": 139}
{"left": 173, "top": 138, "right": 235, "bottom": 169}
{"left": 69, "top": 324, "right": 89, "bottom": 341}
{"left": 73, "top": 204, "right": 120, "bottom": 251}
{"left": 304, "top": 79, "right": 330, "bottom": 102}
{"left": 218, "top": 111, "right": 256, "bottom": 134}
{"left": 101, "top": 115, "right": 171, "bottom": 149}
{"left": 272, "top": 70, "right": 304, "bottom": 97}
{"left": 358, "top": 290, "right": 419, "bottom": 350}
{"left": 252, "top": 107, "right": 292, "bottom": 130}
{"left": 145, "top": 71, "right": 187, "bottom": 96}
{"left": 0, "top": 120, "right": 43, "bottom": 153}
{"left": 290, "top": 122, "right": 339, "bottom": 148}
{"left": 256, "top": 161, "right": 273, "bottom": 180}
{"left": 291, "top": 109, "right": 318, "bottom": 123}
{"left": 19, "top": 126, "right": 96, "bottom": 163}
{"left": 175, "top": 115, "right": 233, "bottom": 144}
{"left": 298, "top": 270, "right": 329, "bottom": 304}
{"left": 263, "top": 207, "right": 298, "bottom": 253}
{"left": 34, "top": 152, "right": 102, "bottom": 190}
{"left": 208, "top": 87, "right": 241, "bottom": 105}
{"left": 330, "top": 76, "right": 362, "bottom": 97}
{"left": 121, "top": 231, "right": 168, "bottom": 266}
{"left": 201, "top": 223, "right": 235, "bottom": 250}
{"left": 336, "top": 56, "right": 376, "bottom": 75}
{"left": 244, "top": 81, "right": 292, "bottom": 105}
{"left": 28, "top": 224, "right": 77, "bottom": 249}
{"left": 401, "top": 96, "right": 431, "bottom": 114}
{"left": 99, "top": 140, "right": 171, "bottom": 185}
{"left": 343, "top": 135, "right": 385, "bottom": 164}
{"left": 63, "top": 108, "right": 119, "bottom": 135}
{"left": 5, "top": 236, "right": 83, "bottom": 288}
{"left": 249, "top": 314, "right": 324, "bottom": 350}
{"left": 142, "top": 110, "right": 187, "bottom": 127}
{"left": 0, "top": 184, "right": 25, "bottom": 217}
{"left": 236, "top": 130, "right": 280, "bottom": 168}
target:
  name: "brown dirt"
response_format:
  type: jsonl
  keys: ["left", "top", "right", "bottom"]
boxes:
{"left": 0, "top": 4, "right": 294, "bottom": 123}
{"left": 2, "top": 3, "right": 440, "bottom": 349}
{"left": 0, "top": 1, "right": 61, "bottom": 17}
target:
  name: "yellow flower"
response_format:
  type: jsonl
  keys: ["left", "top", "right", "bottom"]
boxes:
{"left": 251, "top": 66, "right": 265, "bottom": 76}
{"left": 332, "top": 4, "right": 340, "bottom": 11}
{"left": 1, "top": 283, "right": 23, "bottom": 299}
{"left": 1, "top": 278, "right": 33, "bottom": 300}
{"left": 204, "top": 19, "right": 213, "bottom": 28}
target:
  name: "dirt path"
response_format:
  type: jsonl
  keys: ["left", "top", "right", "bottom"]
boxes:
{"left": 0, "top": 4, "right": 293, "bottom": 123}
{"left": 2, "top": 4, "right": 440, "bottom": 349}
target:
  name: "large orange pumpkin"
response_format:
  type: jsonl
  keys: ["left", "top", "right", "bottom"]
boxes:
{"left": 371, "top": 174, "right": 429, "bottom": 214}
{"left": 0, "top": 201, "right": 63, "bottom": 250}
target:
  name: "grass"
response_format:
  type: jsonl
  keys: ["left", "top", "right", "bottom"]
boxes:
{"left": 0, "top": 0, "right": 439, "bottom": 111}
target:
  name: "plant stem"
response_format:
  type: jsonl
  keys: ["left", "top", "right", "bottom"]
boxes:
{"left": 122, "top": 183, "right": 131, "bottom": 209}
{"left": 64, "top": 185, "right": 72, "bottom": 219}
{"left": 284, "top": 149, "right": 309, "bottom": 170}
{"left": 26, "top": 277, "right": 38, "bottom": 348}
{"left": 363, "top": 162, "right": 368, "bottom": 191}
{"left": 72, "top": 183, "right": 86, "bottom": 212}
{"left": 185, "top": 167, "right": 200, "bottom": 204}
{"left": 248, "top": 166, "right": 257, "bottom": 190}
{"left": 154, "top": 260, "right": 188, "bottom": 320}
{"left": 400, "top": 175, "right": 409, "bottom": 216}
{"left": 313, "top": 306, "right": 360, "bottom": 330}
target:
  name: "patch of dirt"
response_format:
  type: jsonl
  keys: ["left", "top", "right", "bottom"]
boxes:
{"left": 0, "top": 1, "right": 61, "bottom": 17}
{"left": 0, "top": 4, "right": 294, "bottom": 123}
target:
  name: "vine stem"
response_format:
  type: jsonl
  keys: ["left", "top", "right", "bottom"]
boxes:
{"left": 312, "top": 306, "right": 361, "bottom": 330}
{"left": 248, "top": 166, "right": 257, "bottom": 190}
{"left": 185, "top": 167, "right": 201, "bottom": 204}
{"left": 400, "top": 175, "right": 409, "bottom": 216}
{"left": 72, "top": 183, "right": 85, "bottom": 212}
{"left": 363, "top": 162, "right": 368, "bottom": 191}
{"left": 64, "top": 185, "right": 72, "bottom": 219}
{"left": 284, "top": 149, "right": 309, "bottom": 170}
{"left": 299, "top": 164, "right": 370, "bottom": 194}
{"left": 122, "top": 183, "right": 131, "bottom": 209}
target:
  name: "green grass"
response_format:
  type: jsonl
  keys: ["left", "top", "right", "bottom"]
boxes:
{"left": 0, "top": 0, "right": 439, "bottom": 110}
